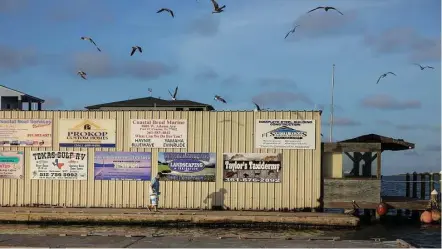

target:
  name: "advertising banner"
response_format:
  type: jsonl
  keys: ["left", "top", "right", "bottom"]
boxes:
{"left": 0, "top": 119, "right": 52, "bottom": 147}
{"left": 0, "top": 151, "right": 24, "bottom": 179}
{"left": 130, "top": 119, "right": 187, "bottom": 148}
{"left": 94, "top": 151, "right": 152, "bottom": 181}
{"left": 255, "top": 119, "right": 316, "bottom": 149}
{"left": 30, "top": 151, "right": 87, "bottom": 180}
{"left": 223, "top": 153, "right": 282, "bottom": 183}
{"left": 58, "top": 119, "right": 116, "bottom": 148}
{"left": 158, "top": 152, "right": 216, "bottom": 181}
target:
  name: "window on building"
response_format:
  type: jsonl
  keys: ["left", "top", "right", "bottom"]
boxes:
{"left": 6, "top": 104, "right": 10, "bottom": 109}
{"left": 175, "top": 108, "right": 184, "bottom": 111}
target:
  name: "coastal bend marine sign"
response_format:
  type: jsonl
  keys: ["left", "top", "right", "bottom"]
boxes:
{"left": 255, "top": 119, "right": 316, "bottom": 149}
{"left": 58, "top": 119, "right": 116, "bottom": 148}
{"left": 130, "top": 119, "right": 187, "bottom": 149}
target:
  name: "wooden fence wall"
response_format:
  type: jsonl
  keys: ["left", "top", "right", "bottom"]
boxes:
{"left": 0, "top": 110, "right": 322, "bottom": 210}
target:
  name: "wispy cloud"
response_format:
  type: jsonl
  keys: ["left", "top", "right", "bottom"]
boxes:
{"left": 286, "top": 8, "right": 366, "bottom": 41}
{"left": 0, "top": 0, "right": 28, "bottom": 13}
{"left": 185, "top": 15, "right": 221, "bottom": 37}
{"left": 425, "top": 144, "right": 441, "bottom": 152}
{"left": 323, "top": 117, "right": 361, "bottom": 127}
{"left": 252, "top": 91, "right": 313, "bottom": 108}
{"left": 360, "top": 94, "right": 421, "bottom": 110}
{"left": 0, "top": 44, "right": 41, "bottom": 74}
{"left": 364, "top": 27, "right": 441, "bottom": 62}
{"left": 194, "top": 67, "right": 219, "bottom": 81}
{"left": 396, "top": 124, "right": 441, "bottom": 132}
{"left": 67, "top": 52, "right": 177, "bottom": 80}
{"left": 258, "top": 78, "right": 297, "bottom": 88}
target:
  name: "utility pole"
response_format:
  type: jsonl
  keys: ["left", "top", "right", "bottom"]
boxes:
{"left": 330, "top": 64, "right": 335, "bottom": 143}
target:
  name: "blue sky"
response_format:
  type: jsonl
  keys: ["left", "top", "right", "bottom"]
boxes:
{"left": 0, "top": 0, "right": 440, "bottom": 174}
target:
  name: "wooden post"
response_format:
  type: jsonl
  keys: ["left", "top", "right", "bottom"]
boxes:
{"left": 429, "top": 173, "right": 435, "bottom": 195}
{"left": 376, "top": 151, "right": 381, "bottom": 179}
{"left": 412, "top": 172, "right": 418, "bottom": 198}
{"left": 405, "top": 173, "right": 410, "bottom": 197}
{"left": 420, "top": 174, "right": 426, "bottom": 200}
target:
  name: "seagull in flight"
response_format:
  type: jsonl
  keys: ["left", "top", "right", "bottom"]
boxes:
{"left": 413, "top": 63, "right": 434, "bottom": 70}
{"left": 77, "top": 71, "right": 87, "bottom": 80}
{"left": 253, "top": 102, "right": 261, "bottom": 111}
{"left": 130, "top": 46, "right": 142, "bottom": 56}
{"left": 157, "top": 8, "right": 174, "bottom": 18}
{"left": 376, "top": 72, "right": 396, "bottom": 84}
{"left": 214, "top": 95, "right": 227, "bottom": 103}
{"left": 307, "top": 6, "right": 343, "bottom": 15}
{"left": 284, "top": 25, "right": 300, "bottom": 39}
{"left": 211, "top": 0, "right": 226, "bottom": 13}
{"left": 80, "top": 36, "right": 101, "bottom": 52}
{"left": 168, "top": 86, "right": 178, "bottom": 100}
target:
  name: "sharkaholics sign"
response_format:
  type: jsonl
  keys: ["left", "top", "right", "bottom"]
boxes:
{"left": 58, "top": 119, "right": 116, "bottom": 148}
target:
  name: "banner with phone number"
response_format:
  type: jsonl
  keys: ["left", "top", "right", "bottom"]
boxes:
{"left": 30, "top": 151, "right": 87, "bottom": 180}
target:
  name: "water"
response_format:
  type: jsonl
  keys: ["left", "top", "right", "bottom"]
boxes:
{"left": 382, "top": 175, "right": 441, "bottom": 199}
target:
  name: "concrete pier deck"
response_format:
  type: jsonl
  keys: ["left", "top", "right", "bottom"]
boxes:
{"left": 0, "top": 234, "right": 415, "bottom": 248}
{"left": 0, "top": 207, "right": 359, "bottom": 228}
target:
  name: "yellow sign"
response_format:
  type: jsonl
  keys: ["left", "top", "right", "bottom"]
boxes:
{"left": 58, "top": 119, "right": 116, "bottom": 148}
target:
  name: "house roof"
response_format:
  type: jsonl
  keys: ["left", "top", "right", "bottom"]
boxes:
{"left": 0, "top": 85, "right": 45, "bottom": 102}
{"left": 338, "top": 133, "right": 415, "bottom": 151}
{"left": 85, "top": 97, "right": 215, "bottom": 110}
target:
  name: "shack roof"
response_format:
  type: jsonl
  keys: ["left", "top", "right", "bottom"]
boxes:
{"left": 338, "top": 133, "right": 415, "bottom": 151}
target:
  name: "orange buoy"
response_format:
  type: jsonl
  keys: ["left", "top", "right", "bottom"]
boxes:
{"left": 376, "top": 202, "right": 388, "bottom": 216}
{"left": 420, "top": 211, "right": 433, "bottom": 224}
{"left": 431, "top": 210, "right": 441, "bottom": 222}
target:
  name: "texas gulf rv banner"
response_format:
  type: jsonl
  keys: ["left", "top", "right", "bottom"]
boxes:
{"left": 158, "top": 152, "right": 216, "bottom": 181}
{"left": 94, "top": 152, "right": 152, "bottom": 181}
{"left": 223, "top": 153, "right": 282, "bottom": 183}
{"left": 255, "top": 119, "right": 316, "bottom": 149}
{"left": 30, "top": 151, "right": 87, "bottom": 180}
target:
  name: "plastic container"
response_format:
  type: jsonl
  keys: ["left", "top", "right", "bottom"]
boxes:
{"left": 150, "top": 193, "right": 158, "bottom": 206}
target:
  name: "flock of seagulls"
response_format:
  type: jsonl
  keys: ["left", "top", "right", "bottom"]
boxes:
{"left": 376, "top": 63, "right": 434, "bottom": 84}
{"left": 74, "top": 2, "right": 434, "bottom": 112}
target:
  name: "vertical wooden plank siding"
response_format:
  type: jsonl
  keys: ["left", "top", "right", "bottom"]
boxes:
{"left": 0, "top": 110, "right": 321, "bottom": 210}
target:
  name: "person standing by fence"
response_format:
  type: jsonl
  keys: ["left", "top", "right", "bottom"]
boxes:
{"left": 149, "top": 173, "right": 161, "bottom": 212}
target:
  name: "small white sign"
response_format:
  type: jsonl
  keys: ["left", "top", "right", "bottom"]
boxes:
{"left": 255, "top": 119, "right": 316, "bottom": 149}
{"left": 30, "top": 151, "right": 88, "bottom": 180}
{"left": 130, "top": 119, "right": 187, "bottom": 148}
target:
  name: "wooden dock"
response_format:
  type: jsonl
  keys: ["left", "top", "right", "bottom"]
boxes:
{"left": 0, "top": 207, "right": 360, "bottom": 228}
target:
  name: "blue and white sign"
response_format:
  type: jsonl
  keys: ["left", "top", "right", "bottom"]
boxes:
{"left": 158, "top": 152, "right": 216, "bottom": 181}
{"left": 255, "top": 119, "right": 316, "bottom": 149}
{"left": 94, "top": 152, "right": 152, "bottom": 180}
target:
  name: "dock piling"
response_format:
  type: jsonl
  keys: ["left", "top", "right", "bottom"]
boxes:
{"left": 412, "top": 172, "right": 418, "bottom": 198}
{"left": 405, "top": 173, "right": 410, "bottom": 197}
{"left": 420, "top": 174, "right": 426, "bottom": 200}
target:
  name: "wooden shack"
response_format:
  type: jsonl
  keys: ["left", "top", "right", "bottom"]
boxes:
{"left": 321, "top": 134, "right": 415, "bottom": 209}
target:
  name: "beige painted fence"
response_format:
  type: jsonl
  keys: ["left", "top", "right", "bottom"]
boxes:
{"left": 0, "top": 110, "right": 322, "bottom": 210}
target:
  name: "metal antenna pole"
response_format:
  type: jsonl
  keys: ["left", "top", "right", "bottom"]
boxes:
{"left": 330, "top": 64, "right": 335, "bottom": 143}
